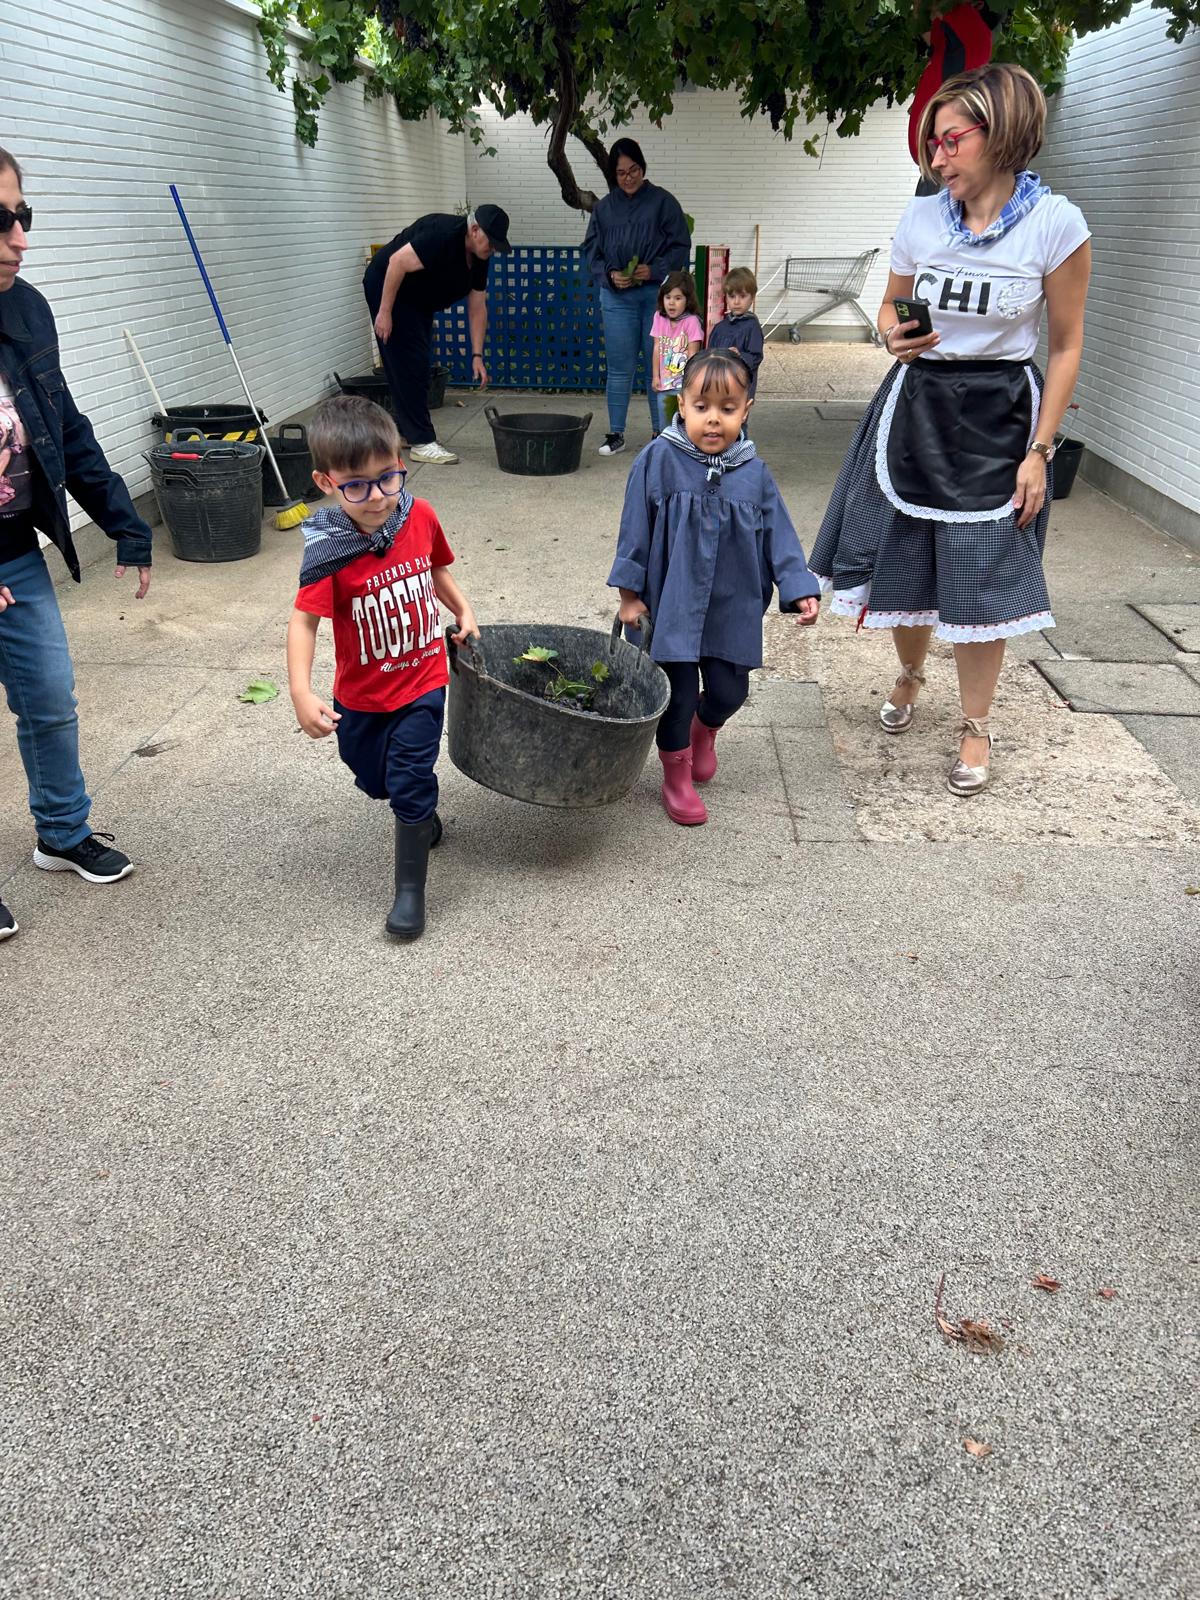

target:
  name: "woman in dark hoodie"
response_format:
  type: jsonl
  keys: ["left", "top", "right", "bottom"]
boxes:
{"left": 583, "top": 139, "right": 691, "bottom": 457}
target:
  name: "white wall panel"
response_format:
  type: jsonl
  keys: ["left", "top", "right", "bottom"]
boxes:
{"left": 1, "top": 0, "right": 466, "bottom": 514}
{"left": 1038, "top": 2, "right": 1200, "bottom": 516}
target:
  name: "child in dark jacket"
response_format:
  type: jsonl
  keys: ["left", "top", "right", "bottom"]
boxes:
{"left": 707, "top": 267, "right": 765, "bottom": 399}
{"left": 609, "top": 349, "right": 819, "bottom": 829}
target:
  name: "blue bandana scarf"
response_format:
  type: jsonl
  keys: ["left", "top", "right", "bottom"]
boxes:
{"left": 298, "top": 493, "right": 414, "bottom": 588}
{"left": 660, "top": 415, "right": 756, "bottom": 482}
{"left": 939, "top": 169, "right": 1049, "bottom": 247}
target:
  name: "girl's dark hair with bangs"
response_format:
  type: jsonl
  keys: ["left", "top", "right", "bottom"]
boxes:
{"left": 680, "top": 347, "right": 752, "bottom": 396}
{"left": 308, "top": 395, "right": 401, "bottom": 473}
{"left": 657, "top": 270, "right": 700, "bottom": 317}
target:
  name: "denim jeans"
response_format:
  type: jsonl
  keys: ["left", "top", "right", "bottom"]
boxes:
{"left": 599, "top": 284, "right": 659, "bottom": 435}
{"left": 0, "top": 545, "right": 91, "bottom": 849}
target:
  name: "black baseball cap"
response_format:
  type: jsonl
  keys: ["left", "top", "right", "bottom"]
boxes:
{"left": 473, "top": 203, "right": 511, "bottom": 253}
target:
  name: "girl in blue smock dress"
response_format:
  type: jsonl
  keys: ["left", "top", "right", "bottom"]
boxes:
{"left": 609, "top": 348, "right": 821, "bottom": 827}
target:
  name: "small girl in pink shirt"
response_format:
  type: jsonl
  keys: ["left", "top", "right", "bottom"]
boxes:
{"left": 650, "top": 271, "right": 704, "bottom": 434}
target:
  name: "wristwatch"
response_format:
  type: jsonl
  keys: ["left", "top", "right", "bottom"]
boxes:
{"left": 1028, "top": 440, "right": 1055, "bottom": 462}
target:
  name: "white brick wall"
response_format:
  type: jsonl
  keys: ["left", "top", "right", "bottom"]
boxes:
{"left": 3, "top": 0, "right": 466, "bottom": 517}
{"left": 466, "top": 91, "right": 920, "bottom": 330}
{"left": 1038, "top": 2, "right": 1200, "bottom": 517}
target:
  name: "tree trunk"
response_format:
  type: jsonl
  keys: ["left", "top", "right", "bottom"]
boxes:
{"left": 543, "top": 3, "right": 611, "bottom": 212}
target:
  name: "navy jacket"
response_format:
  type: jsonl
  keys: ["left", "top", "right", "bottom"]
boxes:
{"left": 608, "top": 437, "right": 820, "bottom": 667}
{"left": 708, "top": 313, "right": 765, "bottom": 398}
{"left": 583, "top": 182, "right": 691, "bottom": 291}
{"left": 0, "top": 279, "right": 153, "bottom": 581}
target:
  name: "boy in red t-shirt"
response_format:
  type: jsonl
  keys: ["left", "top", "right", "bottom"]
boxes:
{"left": 287, "top": 397, "right": 478, "bottom": 940}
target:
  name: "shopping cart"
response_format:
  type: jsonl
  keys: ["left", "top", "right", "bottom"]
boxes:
{"left": 759, "top": 249, "right": 882, "bottom": 344}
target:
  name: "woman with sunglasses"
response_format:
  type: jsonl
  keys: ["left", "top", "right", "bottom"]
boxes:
{"left": 810, "top": 64, "right": 1091, "bottom": 796}
{"left": 583, "top": 139, "right": 692, "bottom": 457}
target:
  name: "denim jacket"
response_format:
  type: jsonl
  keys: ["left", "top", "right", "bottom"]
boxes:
{"left": 0, "top": 278, "right": 153, "bottom": 581}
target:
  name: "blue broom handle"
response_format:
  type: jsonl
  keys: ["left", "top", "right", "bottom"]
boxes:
{"left": 170, "top": 184, "right": 232, "bottom": 345}
{"left": 169, "top": 184, "right": 292, "bottom": 502}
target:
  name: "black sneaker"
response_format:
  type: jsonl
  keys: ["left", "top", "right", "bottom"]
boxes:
{"left": 598, "top": 432, "right": 625, "bottom": 456}
{"left": 33, "top": 831, "right": 134, "bottom": 884}
{"left": 0, "top": 898, "right": 16, "bottom": 941}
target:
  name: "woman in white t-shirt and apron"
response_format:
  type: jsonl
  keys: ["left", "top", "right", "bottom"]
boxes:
{"left": 810, "top": 64, "right": 1091, "bottom": 796}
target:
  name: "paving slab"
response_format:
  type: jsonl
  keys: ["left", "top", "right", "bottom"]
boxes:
{"left": 1135, "top": 602, "right": 1200, "bottom": 653}
{"left": 1035, "top": 660, "right": 1200, "bottom": 717}
{"left": 1120, "top": 715, "right": 1200, "bottom": 808}
{"left": 1047, "top": 602, "right": 1180, "bottom": 663}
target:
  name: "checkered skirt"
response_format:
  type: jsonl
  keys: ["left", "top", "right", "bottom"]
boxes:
{"left": 809, "top": 361, "right": 1054, "bottom": 642}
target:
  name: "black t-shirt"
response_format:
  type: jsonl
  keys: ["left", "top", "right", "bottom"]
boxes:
{"left": 363, "top": 214, "right": 490, "bottom": 316}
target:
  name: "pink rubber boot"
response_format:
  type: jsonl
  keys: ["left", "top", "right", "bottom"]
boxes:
{"left": 689, "top": 714, "right": 719, "bottom": 784}
{"left": 658, "top": 748, "right": 708, "bottom": 826}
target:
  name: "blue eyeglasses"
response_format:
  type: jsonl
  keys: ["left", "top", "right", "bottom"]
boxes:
{"left": 333, "top": 467, "right": 407, "bottom": 504}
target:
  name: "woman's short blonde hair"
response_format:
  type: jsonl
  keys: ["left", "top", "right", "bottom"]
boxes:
{"left": 917, "top": 63, "right": 1047, "bottom": 185}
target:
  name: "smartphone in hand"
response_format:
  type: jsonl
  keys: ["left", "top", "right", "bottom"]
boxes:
{"left": 891, "top": 297, "right": 934, "bottom": 337}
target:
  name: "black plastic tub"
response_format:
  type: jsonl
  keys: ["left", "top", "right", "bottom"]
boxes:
{"left": 484, "top": 406, "right": 592, "bottom": 477}
{"left": 334, "top": 367, "right": 446, "bottom": 416}
{"left": 151, "top": 404, "right": 266, "bottom": 443}
{"left": 1053, "top": 437, "right": 1084, "bottom": 500}
{"left": 262, "top": 423, "right": 314, "bottom": 506}
{"left": 446, "top": 617, "right": 669, "bottom": 808}
{"left": 145, "top": 440, "right": 264, "bottom": 562}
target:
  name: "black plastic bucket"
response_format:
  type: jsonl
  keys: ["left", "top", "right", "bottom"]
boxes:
{"left": 335, "top": 368, "right": 447, "bottom": 416}
{"left": 262, "top": 423, "right": 314, "bottom": 507}
{"left": 1053, "top": 438, "right": 1084, "bottom": 500}
{"left": 485, "top": 406, "right": 592, "bottom": 477}
{"left": 145, "top": 440, "right": 265, "bottom": 562}
{"left": 152, "top": 404, "right": 266, "bottom": 443}
{"left": 446, "top": 617, "right": 669, "bottom": 808}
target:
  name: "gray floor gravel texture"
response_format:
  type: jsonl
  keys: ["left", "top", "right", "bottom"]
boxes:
{"left": 2, "top": 376, "right": 1197, "bottom": 1598}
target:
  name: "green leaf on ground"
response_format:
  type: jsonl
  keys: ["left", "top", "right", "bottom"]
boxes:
{"left": 238, "top": 678, "right": 280, "bottom": 704}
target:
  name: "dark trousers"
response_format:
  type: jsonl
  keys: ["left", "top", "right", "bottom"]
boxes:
{"left": 369, "top": 299, "right": 437, "bottom": 448}
{"left": 333, "top": 688, "right": 445, "bottom": 823}
{"left": 657, "top": 658, "right": 750, "bottom": 751}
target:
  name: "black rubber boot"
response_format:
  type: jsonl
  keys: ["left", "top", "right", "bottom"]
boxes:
{"left": 430, "top": 811, "right": 443, "bottom": 849}
{"left": 386, "top": 817, "right": 433, "bottom": 940}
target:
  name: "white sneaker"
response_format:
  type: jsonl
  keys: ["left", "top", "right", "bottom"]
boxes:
{"left": 408, "top": 441, "right": 459, "bottom": 465}
{"left": 598, "top": 433, "right": 626, "bottom": 456}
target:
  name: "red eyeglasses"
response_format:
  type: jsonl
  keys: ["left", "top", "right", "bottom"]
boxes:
{"left": 926, "top": 123, "right": 987, "bottom": 159}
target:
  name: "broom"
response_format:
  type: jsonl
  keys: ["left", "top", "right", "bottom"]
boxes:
{"left": 169, "top": 184, "right": 309, "bottom": 531}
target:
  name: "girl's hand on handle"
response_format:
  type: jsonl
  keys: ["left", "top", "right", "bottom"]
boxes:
{"left": 293, "top": 692, "right": 341, "bottom": 739}
{"left": 886, "top": 320, "right": 940, "bottom": 363}
{"left": 374, "top": 309, "right": 392, "bottom": 342}
{"left": 0, "top": 585, "right": 14, "bottom": 613}
{"left": 792, "top": 596, "right": 820, "bottom": 627}
{"left": 618, "top": 594, "right": 650, "bottom": 627}
{"left": 1013, "top": 452, "right": 1048, "bottom": 530}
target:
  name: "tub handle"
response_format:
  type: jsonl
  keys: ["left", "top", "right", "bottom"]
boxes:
{"left": 484, "top": 404, "right": 500, "bottom": 428}
{"left": 577, "top": 411, "right": 593, "bottom": 432}
{"left": 610, "top": 611, "right": 653, "bottom": 658}
{"left": 446, "top": 624, "right": 485, "bottom": 677}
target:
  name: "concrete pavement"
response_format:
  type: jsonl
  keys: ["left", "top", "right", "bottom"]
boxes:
{"left": 1, "top": 388, "right": 1197, "bottom": 1598}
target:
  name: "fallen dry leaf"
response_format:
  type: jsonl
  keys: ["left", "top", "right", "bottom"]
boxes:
{"left": 1031, "top": 1274, "right": 1061, "bottom": 1292}
{"left": 964, "top": 1438, "right": 993, "bottom": 1459}
{"left": 901, "top": 951, "right": 919, "bottom": 962}
{"left": 934, "top": 1274, "right": 1006, "bottom": 1353}
{"left": 1097, "top": 1287, "right": 1119, "bottom": 1301}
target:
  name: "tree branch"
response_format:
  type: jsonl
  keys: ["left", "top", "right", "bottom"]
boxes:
{"left": 544, "top": 0, "right": 601, "bottom": 212}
